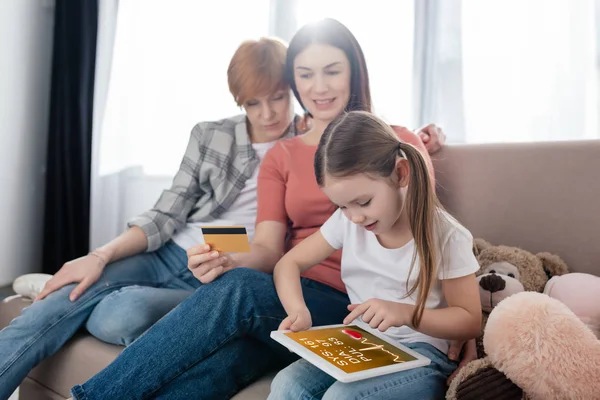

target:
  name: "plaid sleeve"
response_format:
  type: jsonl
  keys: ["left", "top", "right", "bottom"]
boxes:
{"left": 127, "top": 124, "right": 205, "bottom": 252}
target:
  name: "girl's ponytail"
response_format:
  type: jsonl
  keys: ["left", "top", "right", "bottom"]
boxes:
{"left": 399, "top": 142, "right": 439, "bottom": 328}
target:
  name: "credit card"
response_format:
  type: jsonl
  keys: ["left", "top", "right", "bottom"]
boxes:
{"left": 201, "top": 226, "right": 251, "bottom": 253}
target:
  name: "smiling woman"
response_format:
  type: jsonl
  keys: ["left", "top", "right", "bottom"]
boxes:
{"left": 293, "top": 1, "right": 415, "bottom": 125}
{"left": 284, "top": 18, "right": 372, "bottom": 141}
{"left": 293, "top": 43, "right": 353, "bottom": 122}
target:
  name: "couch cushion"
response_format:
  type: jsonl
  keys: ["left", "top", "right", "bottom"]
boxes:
{"left": 231, "top": 374, "right": 274, "bottom": 400}
{"left": 20, "top": 377, "right": 68, "bottom": 400}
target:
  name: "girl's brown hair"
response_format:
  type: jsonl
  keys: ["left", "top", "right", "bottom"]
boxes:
{"left": 315, "top": 111, "right": 441, "bottom": 328}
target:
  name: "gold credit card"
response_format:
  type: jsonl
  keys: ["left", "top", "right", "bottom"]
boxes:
{"left": 201, "top": 226, "right": 250, "bottom": 253}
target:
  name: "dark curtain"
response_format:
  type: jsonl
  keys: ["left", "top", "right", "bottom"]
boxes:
{"left": 42, "top": 0, "right": 98, "bottom": 274}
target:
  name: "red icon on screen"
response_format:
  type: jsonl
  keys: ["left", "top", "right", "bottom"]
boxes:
{"left": 341, "top": 329, "right": 363, "bottom": 340}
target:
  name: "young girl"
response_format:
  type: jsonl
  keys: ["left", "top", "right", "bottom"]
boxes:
{"left": 269, "top": 111, "right": 482, "bottom": 400}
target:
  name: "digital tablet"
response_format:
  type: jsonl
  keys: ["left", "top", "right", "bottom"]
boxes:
{"left": 271, "top": 324, "right": 431, "bottom": 383}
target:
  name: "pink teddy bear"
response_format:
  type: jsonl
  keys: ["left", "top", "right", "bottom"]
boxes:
{"left": 484, "top": 272, "right": 600, "bottom": 400}
{"left": 544, "top": 273, "right": 600, "bottom": 338}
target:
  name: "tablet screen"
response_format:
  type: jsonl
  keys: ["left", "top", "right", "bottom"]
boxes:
{"left": 283, "top": 325, "right": 418, "bottom": 374}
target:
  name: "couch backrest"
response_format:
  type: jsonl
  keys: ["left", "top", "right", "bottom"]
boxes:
{"left": 432, "top": 139, "right": 600, "bottom": 276}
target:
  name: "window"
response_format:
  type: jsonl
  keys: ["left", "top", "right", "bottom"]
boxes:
{"left": 459, "top": 0, "right": 598, "bottom": 143}
{"left": 99, "top": 0, "right": 271, "bottom": 176}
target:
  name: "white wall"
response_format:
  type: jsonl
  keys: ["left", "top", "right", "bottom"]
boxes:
{"left": 0, "top": 0, "right": 55, "bottom": 286}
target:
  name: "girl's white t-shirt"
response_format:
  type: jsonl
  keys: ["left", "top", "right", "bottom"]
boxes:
{"left": 320, "top": 208, "right": 480, "bottom": 355}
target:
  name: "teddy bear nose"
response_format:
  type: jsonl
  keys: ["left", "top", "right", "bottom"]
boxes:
{"left": 480, "top": 274, "right": 506, "bottom": 293}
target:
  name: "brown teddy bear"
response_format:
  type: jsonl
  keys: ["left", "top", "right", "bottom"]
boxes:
{"left": 446, "top": 239, "right": 569, "bottom": 400}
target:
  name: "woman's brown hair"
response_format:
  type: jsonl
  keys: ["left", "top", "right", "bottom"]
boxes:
{"left": 315, "top": 111, "right": 442, "bottom": 328}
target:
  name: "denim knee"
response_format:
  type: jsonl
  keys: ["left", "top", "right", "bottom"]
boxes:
{"left": 220, "top": 267, "right": 266, "bottom": 286}
{"left": 267, "top": 359, "right": 334, "bottom": 400}
{"left": 210, "top": 268, "right": 269, "bottom": 302}
{"left": 268, "top": 366, "right": 300, "bottom": 400}
{"left": 85, "top": 287, "right": 145, "bottom": 346}
{"left": 86, "top": 285, "right": 193, "bottom": 346}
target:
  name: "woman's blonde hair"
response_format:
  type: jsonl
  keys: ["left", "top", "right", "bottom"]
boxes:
{"left": 315, "top": 111, "right": 442, "bottom": 328}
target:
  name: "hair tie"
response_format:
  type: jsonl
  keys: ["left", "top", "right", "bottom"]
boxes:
{"left": 397, "top": 142, "right": 407, "bottom": 159}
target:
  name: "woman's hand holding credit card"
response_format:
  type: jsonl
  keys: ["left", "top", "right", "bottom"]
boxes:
{"left": 186, "top": 226, "right": 250, "bottom": 284}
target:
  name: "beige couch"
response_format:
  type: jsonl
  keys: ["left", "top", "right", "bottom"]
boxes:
{"left": 2, "top": 140, "right": 599, "bottom": 399}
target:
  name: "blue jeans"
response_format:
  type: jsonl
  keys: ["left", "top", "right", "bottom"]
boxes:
{"left": 268, "top": 342, "right": 457, "bottom": 400}
{"left": 0, "top": 241, "right": 196, "bottom": 400}
{"left": 86, "top": 285, "right": 193, "bottom": 346}
{"left": 70, "top": 268, "right": 351, "bottom": 400}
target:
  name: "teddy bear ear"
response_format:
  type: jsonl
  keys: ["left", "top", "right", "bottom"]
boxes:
{"left": 536, "top": 252, "right": 569, "bottom": 279}
{"left": 473, "top": 238, "right": 493, "bottom": 256}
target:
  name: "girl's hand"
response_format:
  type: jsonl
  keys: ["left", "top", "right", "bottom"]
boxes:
{"left": 279, "top": 307, "right": 313, "bottom": 332}
{"left": 187, "top": 244, "right": 236, "bottom": 283}
{"left": 344, "top": 299, "right": 414, "bottom": 332}
{"left": 446, "top": 338, "right": 478, "bottom": 385}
